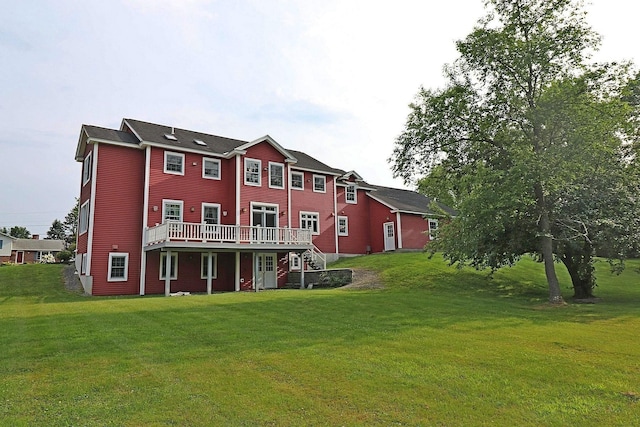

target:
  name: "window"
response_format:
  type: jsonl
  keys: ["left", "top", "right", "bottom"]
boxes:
{"left": 244, "top": 158, "right": 261, "bottom": 186}
{"left": 337, "top": 216, "right": 349, "bottom": 236}
{"left": 291, "top": 171, "right": 304, "bottom": 190}
{"left": 0, "top": 240, "right": 3, "bottom": 250}
{"left": 164, "top": 151, "right": 184, "bottom": 175}
{"left": 81, "top": 253, "right": 87, "bottom": 274}
{"left": 202, "top": 203, "right": 220, "bottom": 225}
{"left": 428, "top": 219, "right": 438, "bottom": 240}
{"left": 300, "top": 212, "right": 320, "bottom": 235}
{"left": 313, "top": 175, "right": 326, "bottom": 193}
{"left": 269, "top": 162, "right": 284, "bottom": 189}
{"left": 290, "top": 253, "right": 301, "bottom": 270}
{"left": 160, "top": 253, "right": 178, "bottom": 280}
{"left": 202, "top": 157, "right": 221, "bottom": 179}
{"left": 108, "top": 253, "right": 129, "bottom": 282}
{"left": 162, "top": 200, "right": 183, "bottom": 222}
{"left": 346, "top": 185, "right": 357, "bottom": 204}
{"left": 200, "top": 253, "right": 218, "bottom": 279}
{"left": 82, "top": 152, "right": 92, "bottom": 186}
{"left": 79, "top": 200, "right": 90, "bottom": 235}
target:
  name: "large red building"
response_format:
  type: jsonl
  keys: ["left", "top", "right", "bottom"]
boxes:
{"left": 74, "top": 119, "right": 452, "bottom": 296}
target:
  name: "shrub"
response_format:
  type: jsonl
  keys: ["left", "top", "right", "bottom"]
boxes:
{"left": 56, "top": 250, "right": 73, "bottom": 264}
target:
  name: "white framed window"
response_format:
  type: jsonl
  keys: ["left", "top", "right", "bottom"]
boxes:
{"left": 79, "top": 200, "right": 90, "bottom": 235}
{"left": 244, "top": 158, "right": 261, "bottom": 186}
{"left": 300, "top": 211, "right": 320, "bottom": 235}
{"left": 160, "top": 253, "right": 178, "bottom": 280}
{"left": 164, "top": 151, "right": 185, "bottom": 175}
{"left": 162, "top": 199, "right": 183, "bottom": 222}
{"left": 291, "top": 171, "right": 304, "bottom": 190}
{"left": 313, "top": 175, "right": 326, "bottom": 193}
{"left": 82, "top": 152, "right": 92, "bottom": 186}
{"left": 269, "top": 162, "right": 285, "bottom": 189}
{"left": 81, "top": 253, "right": 87, "bottom": 274}
{"left": 108, "top": 253, "right": 129, "bottom": 282}
{"left": 428, "top": 219, "right": 438, "bottom": 240}
{"left": 346, "top": 185, "right": 357, "bottom": 204}
{"left": 202, "top": 157, "right": 221, "bottom": 180}
{"left": 290, "top": 253, "right": 301, "bottom": 270}
{"left": 337, "top": 216, "right": 349, "bottom": 236}
{"left": 200, "top": 253, "right": 218, "bottom": 279}
{"left": 202, "top": 203, "right": 220, "bottom": 225}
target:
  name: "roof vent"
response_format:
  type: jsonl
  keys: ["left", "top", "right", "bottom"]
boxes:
{"left": 164, "top": 134, "right": 177, "bottom": 141}
{"left": 194, "top": 139, "right": 207, "bottom": 146}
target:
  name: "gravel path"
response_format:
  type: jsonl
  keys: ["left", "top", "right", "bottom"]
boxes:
{"left": 340, "top": 268, "right": 384, "bottom": 290}
{"left": 62, "top": 263, "right": 84, "bottom": 293}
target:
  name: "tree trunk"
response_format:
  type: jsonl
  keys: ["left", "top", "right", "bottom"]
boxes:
{"left": 534, "top": 184, "right": 564, "bottom": 304}
{"left": 559, "top": 242, "right": 596, "bottom": 299}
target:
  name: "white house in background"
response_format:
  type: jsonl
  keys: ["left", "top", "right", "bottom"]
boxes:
{"left": 0, "top": 232, "right": 65, "bottom": 264}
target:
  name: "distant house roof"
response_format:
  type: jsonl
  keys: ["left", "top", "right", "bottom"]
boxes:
{"left": 0, "top": 231, "right": 16, "bottom": 240}
{"left": 13, "top": 239, "right": 65, "bottom": 252}
{"left": 368, "top": 185, "right": 456, "bottom": 216}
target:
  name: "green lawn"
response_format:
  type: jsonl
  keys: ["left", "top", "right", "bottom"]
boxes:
{"left": 1, "top": 255, "right": 639, "bottom": 426}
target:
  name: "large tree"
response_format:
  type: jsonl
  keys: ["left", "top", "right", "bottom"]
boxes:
{"left": 8, "top": 226, "right": 31, "bottom": 239}
{"left": 391, "top": 0, "right": 638, "bottom": 302}
{"left": 46, "top": 219, "right": 66, "bottom": 241}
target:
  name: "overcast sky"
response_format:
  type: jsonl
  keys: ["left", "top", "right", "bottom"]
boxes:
{"left": 1, "top": 0, "right": 638, "bottom": 236}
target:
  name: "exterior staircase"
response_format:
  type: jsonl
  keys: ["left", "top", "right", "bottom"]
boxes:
{"left": 303, "top": 245, "right": 326, "bottom": 270}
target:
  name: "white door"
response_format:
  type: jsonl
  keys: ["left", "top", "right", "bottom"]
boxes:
{"left": 256, "top": 253, "right": 277, "bottom": 289}
{"left": 383, "top": 222, "right": 396, "bottom": 251}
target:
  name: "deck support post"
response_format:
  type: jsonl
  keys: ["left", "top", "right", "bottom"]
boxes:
{"left": 206, "top": 251, "right": 213, "bottom": 295}
{"left": 235, "top": 251, "right": 241, "bottom": 291}
{"left": 164, "top": 249, "right": 172, "bottom": 297}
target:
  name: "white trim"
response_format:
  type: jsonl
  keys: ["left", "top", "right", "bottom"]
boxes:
{"left": 268, "top": 162, "right": 285, "bottom": 189}
{"left": 79, "top": 200, "right": 90, "bottom": 235}
{"left": 108, "top": 252, "right": 129, "bottom": 282}
{"left": 333, "top": 177, "right": 339, "bottom": 253}
{"left": 250, "top": 202, "right": 280, "bottom": 228}
{"left": 140, "top": 145, "right": 151, "bottom": 295}
{"left": 235, "top": 155, "right": 241, "bottom": 226}
{"left": 244, "top": 158, "right": 261, "bottom": 186}
{"left": 82, "top": 151, "right": 92, "bottom": 186}
{"left": 202, "top": 203, "right": 221, "bottom": 224}
{"left": 200, "top": 253, "right": 218, "bottom": 279}
{"left": 337, "top": 216, "right": 349, "bottom": 236}
{"left": 312, "top": 174, "right": 326, "bottom": 193}
{"left": 202, "top": 157, "right": 221, "bottom": 180}
{"left": 345, "top": 184, "right": 357, "bottom": 204}
{"left": 396, "top": 212, "right": 403, "bottom": 249}
{"left": 86, "top": 143, "right": 98, "bottom": 276}
{"left": 299, "top": 211, "right": 320, "bottom": 235}
{"left": 291, "top": 166, "right": 342, "bottom": 177}
{"left": 164, "top": 151, "right": 185, "bottom": 175}
{"left": 160, "top": 252, "right": 178, "bottom": 280}
{"left": 290, "top": 171, "right": 304, "bottom": 191}
{"left": 162, "top": 199, "right": 184, "bottom": 223}
{"left": 287, "top": 163, "right": 292, "bottom": 227}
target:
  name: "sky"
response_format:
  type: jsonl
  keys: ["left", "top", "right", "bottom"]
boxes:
{"left": 1, "top": 0, "right": 638, "bottom": 237}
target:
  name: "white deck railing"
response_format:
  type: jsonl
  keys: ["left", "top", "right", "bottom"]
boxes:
{"left": 146, "top": 222, "right": 313, "bottom": 246}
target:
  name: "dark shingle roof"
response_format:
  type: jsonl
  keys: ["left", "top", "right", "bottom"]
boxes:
{"left": 84, "top": 125, "right": 139, "bottom": 145}
{"left": 287, "top": 149, "right": 345, "bottom": 175}
{"left": 123, "top": 118, "right": 247, "bottom": 155}
{"left": 369, "top": 185, "right": 456, "bottom": 216}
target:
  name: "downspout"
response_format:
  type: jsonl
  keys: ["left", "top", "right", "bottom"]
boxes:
{"left": 140, "top": 145, "right": 151, "bottom": 295}
{"left": 235, "top": 154, "right": 242, "bottom": 291}
{"left": 396, "top": 211, "right": 403, "bottom": 249}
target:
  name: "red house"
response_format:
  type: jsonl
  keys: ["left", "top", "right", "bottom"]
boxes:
{"left": 74, "top": 119, "right": 453, "bottom": 296}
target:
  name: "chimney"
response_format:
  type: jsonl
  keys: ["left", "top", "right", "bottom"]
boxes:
{"left": 32, "top": 234, "right": 39, "bottom": 240}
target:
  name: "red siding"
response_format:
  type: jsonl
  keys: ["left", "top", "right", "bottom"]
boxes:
{"left": 368, "top": 197, "right": 395, "bottom": 253}
{"left": 90, "top": 143, "right": 145, "bottom": 295}
{"left": 239, "top": 143, "right": 289, "bottom": 227}
{"left": 290, "top": 170, "right": 337, "bottom": 253}
{"left": 400, "top": 213, "right": 430, "bottom": 249}
{"left": 336, "top": 185, "right": 371, "bottom": 254}
{"left": 76, "top": 143, "right": 93, "bottom": 255}
{"left": 147, "top": 148, "right": 236, "bottom": 227}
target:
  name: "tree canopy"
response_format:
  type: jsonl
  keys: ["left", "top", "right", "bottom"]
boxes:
{"left": 390, "top": 0, "right": 639, "bottom": 302}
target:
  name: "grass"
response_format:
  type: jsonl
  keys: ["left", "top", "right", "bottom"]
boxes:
{"left": 1, "top": 255, "right": 639, "bottom": 426}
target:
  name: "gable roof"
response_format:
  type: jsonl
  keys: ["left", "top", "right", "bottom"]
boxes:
{"left": 76, "top": 125, "right": 140, "bottom": 160}
{"left": 0, "top": 231, "right": 16, "bottom": 241}
{"left": 368, "top": 185, "right": 456, "bottom": 217}
{"left": 287, "top": 149, "right": 344, "bottom": 175}
{"left": 122, "top": 118, "right": 248, "bottom": 157}
{"left": 13, "top": 239, "right": 65, "bottom": 252}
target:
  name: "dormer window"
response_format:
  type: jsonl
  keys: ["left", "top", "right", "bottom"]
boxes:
{"left": 346, "top": 185, "right": 357, "bottom": 204}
